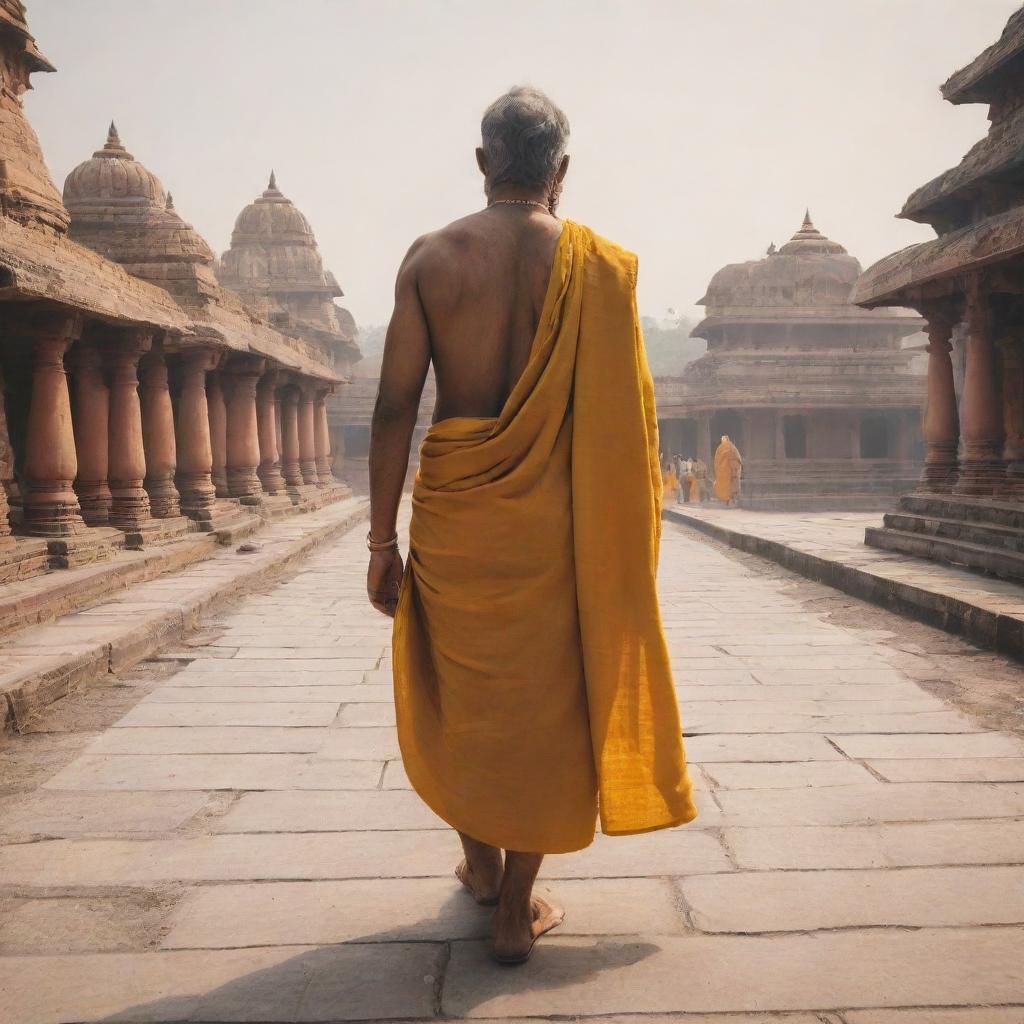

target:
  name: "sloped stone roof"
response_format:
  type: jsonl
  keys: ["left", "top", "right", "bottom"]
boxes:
{"left": 942, "top": 6, "right": 1024, "bottom": 104}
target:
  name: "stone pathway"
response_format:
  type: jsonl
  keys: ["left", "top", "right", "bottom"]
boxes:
{"left": 666, "top": 506, "right": 1024, "bottom": 660}
{"left": 1, "top": 515, "right": 1024, "bottom": 1021}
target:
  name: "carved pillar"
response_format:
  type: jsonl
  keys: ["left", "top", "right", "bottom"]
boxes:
{"left": 140, "top": 341, "right": 181, "bottom": 518}
{"left": 67, "top": 340, "right": 112, "bottom": 525}
{"left": 956, "top": 279, "right": 1005, "bottom": 495}
{"left": 256, "top": 368, "right": 287, "bottom": 494}
{"left": 696, "top": 416, "right": 711, "bottom": 464}
{"left": 279, "top": 382, "right": 304, "bottom": 493}
{"left": 224, "top": 357, "right": 265, "bottom": 501}
{"left": 274, "top": 396, "right": 284, "bottom": 463}
{"left": 0, "top": 365, "right": 14, "bottom": 537}
{"left": 207, "top": 371, "right": 229, "bottom": 498}
{"left": 105, "top": 331, "right": 152, "bottom": 531}
{"left": 174, "top": 348, "right": 219, "bottom": 520}
{"left": 298, "top": 380, "right": 319, "bottom": 485}
{"left": 23, "top": 318, "right": 86, "bottom": 536}
{"left": 997, "top": 333, "right": 1024, "bottom": 496}
{"left": 917, "top": 305, "right": 960, "bottom": 492}
{"left": 314, "top": 385, "right": 333, "bottom": 484}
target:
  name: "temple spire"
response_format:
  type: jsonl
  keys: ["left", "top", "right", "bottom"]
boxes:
{"left": 165, "top": 192, "right": 174, "bottom": 211}
{"left": 268, "top": 169, "right": 277, "bottom": 191}
{"left": 107, "top": 121, "right": 120, "bottom": 148}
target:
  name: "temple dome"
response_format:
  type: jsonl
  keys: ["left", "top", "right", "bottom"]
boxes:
{"left": 228, "top": 171, "right": 316, "bottom": 246}
{"left": 698, "top": 212, "right": 862, "bottom": 313}
{"left": 63, "top": 123, "right": 166, "bottom": 206}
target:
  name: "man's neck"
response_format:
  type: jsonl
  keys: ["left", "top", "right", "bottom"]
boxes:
{"left": 487, "top": 183, "right": 550, "bottom": 207}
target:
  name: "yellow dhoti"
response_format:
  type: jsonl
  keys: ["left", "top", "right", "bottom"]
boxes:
{"left": 393, "top": 221, "right": 696, "bottom": 854}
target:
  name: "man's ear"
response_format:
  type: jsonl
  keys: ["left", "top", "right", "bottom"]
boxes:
{"left": 476, "top": 147, "right": 488, "bottom": 177}
{"left": 556, "top": 153, "right": 570, "bottom": 182}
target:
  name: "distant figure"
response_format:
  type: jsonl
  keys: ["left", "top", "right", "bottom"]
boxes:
{"left": 663, "top": 461, "right": 680, "bottom": 501}
{"left": 713, "top": 434, "right": 743, "bottom": 505}
{"left": 366, "top": 86, "right": 696, "bottom": 964}
{"left": 685, "top": 458, "right": 700, "bottom": 503}
{"left": 675, "top": 454, "right": 689, "bottom": 503}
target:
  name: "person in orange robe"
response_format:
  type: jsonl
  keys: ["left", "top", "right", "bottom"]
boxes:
{"left": 366, "top": 87, "right": 696, "bottom": 964}
{"left": 663, "top": 462, "right": 679, "bottom": 501}
{"left": 713, "top": 434, "right": 743, "bottom": 505}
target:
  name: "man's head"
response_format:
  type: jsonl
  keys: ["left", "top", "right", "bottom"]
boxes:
{"left": 478, "top": 86, "right": 570, "bottom": 209}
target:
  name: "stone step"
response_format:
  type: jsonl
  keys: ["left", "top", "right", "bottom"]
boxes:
{"left": 743, "top": 494, "right": 900, "bottom": 512}
{"left": 901, "top": 493, "right": 1024, "bottom": 531}
{"left": 865, "top": 525, "right": 1024, "bottom": 582}
{"left": 884, "top": 510, "right": 1024, "bottom": 554}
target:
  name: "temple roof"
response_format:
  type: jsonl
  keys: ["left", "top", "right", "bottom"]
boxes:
{"left": 696, "top": 213, "right": 866, "bottom": 326}
{"left": 0, "top": 1, "right": 54, "bottom": 73}
{"left": 64, "top": 123, "right": 167, "bottom": 207}
{"left": 942, "top": 7, "right": 1024, "bottom": 105}
{"left": 227, "top": 172, "right": 322, "bottom": 254}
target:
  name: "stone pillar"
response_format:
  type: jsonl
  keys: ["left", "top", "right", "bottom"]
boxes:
{"left": 105, "top": 331, "right": 152, "bottom": 531}
{"left": 696, "top": 416, "right": 711, "bottom": 464}
{"left": 956, "top": 280, "right": 1005, "bottom": 495}
{"left": 774, "top": 411, "right": 785, "bottom": 460}
{"left": 256, "top": 368, "right": 287, "bottom": 495}
{"left": 175, "top": 348, "right": 219, "bottom": 521}
{"left": 917, "top": 306, "right": 960, "bottom": 492}
{"left": 140, "top": 341, "right": 181, "bottom": 518}
{"left": 23, "top": 318, "right": 86, "bottom": 536}
{"left": 275, "top": 396, "right": 284, "bottom": 462}
{"left": 997, "top": 336, "right": 1024, "bottom": 497}
{"left": 207, "top": 371, "right": 229, "bottom": 498}
{"left": 297, "top": 381, "right": 319, "bottom": 485}
{"left": 314, "top": 385, "right": 333, "bottom": 485}
{"left": 68, "top": 339, "right": 112, "bottom": 525}
{"left": 279, "top": 382, "right": 304, "bottom": 493}
{"left": 0, "top": 365, "right": 14, "bottom": 537}
{"left": 224, "top": 356, "right": 266, "bottom": 501}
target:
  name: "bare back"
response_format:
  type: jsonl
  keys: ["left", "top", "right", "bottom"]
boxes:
{"left": 411, "top": 209, "right": 563, "bottom": 421}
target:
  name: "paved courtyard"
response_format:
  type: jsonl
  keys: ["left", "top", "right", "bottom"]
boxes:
{"left": 1, "top": 515, "right": 1024, "bottom": 1022}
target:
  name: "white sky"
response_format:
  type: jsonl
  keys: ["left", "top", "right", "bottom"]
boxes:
{"left": 26, "top": 0, "right": 1022, "bottom": 328}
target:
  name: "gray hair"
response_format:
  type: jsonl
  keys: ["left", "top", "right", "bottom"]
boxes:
{"left": 480, "top": 87, "right": 570, "bottom": 190}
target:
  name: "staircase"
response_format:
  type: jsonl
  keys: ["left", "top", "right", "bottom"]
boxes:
{"left": 865, "top": 493, "right": 1024, "bottom": 582}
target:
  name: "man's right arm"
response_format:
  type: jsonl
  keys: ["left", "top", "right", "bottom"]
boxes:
{"left": 368, "top": 239, "right": 432, "bottom": 544}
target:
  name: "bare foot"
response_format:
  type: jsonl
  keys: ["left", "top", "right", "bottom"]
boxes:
{"left": 455, "top": 859, "right": 502, "bottom": 906}
{"left": 492, "top": 894, "right": 565, "bottom": 964}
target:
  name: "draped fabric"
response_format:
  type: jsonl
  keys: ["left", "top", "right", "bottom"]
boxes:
{"left": 713, "top": 438, "right": 743, "bottom": 503}
{"left": 392, "top": 220, "right": 696, "bottom": 854}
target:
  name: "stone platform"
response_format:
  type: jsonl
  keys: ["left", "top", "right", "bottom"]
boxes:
{"left": 0, "top": 496, "right": 367, "bottom": 732}
{"left": 1, "top": 509, "right": 1022, "bottom": 1020}
{"left": 665, "top": 505, "right": 1024, "bottom": 660}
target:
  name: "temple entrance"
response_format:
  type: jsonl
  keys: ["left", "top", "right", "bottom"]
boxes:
{"left": 344, "top": 425, "right": 370, "bottom": 459}
{"left": 860, "top": 414, "right": 890, "bottom": 458}
{"left": 783, "top": 415, "right": 807, "bottom": 458}
{"left": 710, "top": 409, "right": 744, "bottom": 452}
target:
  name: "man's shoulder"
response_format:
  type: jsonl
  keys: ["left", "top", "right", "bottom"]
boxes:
{"left": 571, "top": 222, "right": 638, "bottom": 286}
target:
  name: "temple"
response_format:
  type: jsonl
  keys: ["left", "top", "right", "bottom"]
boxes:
{"left": 217, "top": 173, "right": 361, "bottom": 478}
{"left": 856, "top": 7, "right": 1024, "bottom": 580}
{"left": 0, "top": 0, "right": 351, "bottom": 586}
{"left": 657, "top": 213, "right": 925, "bottom": 509}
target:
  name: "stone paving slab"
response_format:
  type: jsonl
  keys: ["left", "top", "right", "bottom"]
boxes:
{"left": 140, "top": 684, "right": 359, "bottom": 703}
{"left": 85, "top": 726, "right": 331, "bottom": 754}
{"left": 216, "top": 790, "right": 445, "bottom": 832}
{"left": 442, "top": 928, "right": 1024, "bottom": 1016}
{"left": 726, "top": 820, "right": 1024, "bottom": 869}
{"left": 41, "top": 753, "right": 383, "bottom": 792}
{"left": 682, "top": 865, "right": 1024, "bottom": 931}
{"left": 0, "top": 943, "right": 443, "bottom": 1023}
{"left": 162, "top": 877, "right": 684, "bottom": 949}
{"left": 702, "top": 760, "right": 876, "bottom": 789}
{"left": 0, "top": 790, "right": 208, "bottom": 838}
{"left": 831, "top": 732, "right": 1024, "bottom": 758}
{"left": 866, "top": 757, "right": 1024, "bottom": 782}
{"left": 114, "top": 700, "right": 342, "bottom": 727}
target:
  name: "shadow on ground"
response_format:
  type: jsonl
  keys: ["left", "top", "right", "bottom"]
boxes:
{"left": 99, "top": 890, "right": 658, "bottom": 1021}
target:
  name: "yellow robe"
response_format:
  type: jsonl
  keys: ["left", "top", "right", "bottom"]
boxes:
{"left": 713, "top": 440, "right": 742, "bottom": 503}
{"left": 663, "top": 468, "right": 679, "bottom": 500}
{"left": 393, "top": 220, "right": 697, "bottom": 854}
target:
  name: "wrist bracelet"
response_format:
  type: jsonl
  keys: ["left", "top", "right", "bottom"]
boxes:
{"left": 366, "top": 531, "right": 399, "bottom": 552}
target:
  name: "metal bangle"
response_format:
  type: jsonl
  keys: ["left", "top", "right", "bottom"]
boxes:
{"left": 366, "top": 531, "right": 399, "bottom": 552}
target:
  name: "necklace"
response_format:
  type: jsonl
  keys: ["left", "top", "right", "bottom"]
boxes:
{"left": 489, "top": 198, "right": 549, "bottom": 211}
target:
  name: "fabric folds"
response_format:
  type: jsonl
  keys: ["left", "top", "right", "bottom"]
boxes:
{"left": 392, "top": 220, "right": 696, "bottom": 854}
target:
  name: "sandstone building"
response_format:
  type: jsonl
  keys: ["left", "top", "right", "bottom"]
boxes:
{"left": 217, "top": 173, "right": 361, "bottom": 473}
{"left": 658, "top": 214, "right": 925, "bottom": 509}
{"left": 857, "top": 7, "right": 1024, "bottom": 580}
{"left": 0, "top": 0, "right": 351, "bottom": 588}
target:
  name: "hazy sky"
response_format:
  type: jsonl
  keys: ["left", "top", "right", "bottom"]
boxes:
{"left": 26, "top": 0, "right": 1021, "bottom": 329}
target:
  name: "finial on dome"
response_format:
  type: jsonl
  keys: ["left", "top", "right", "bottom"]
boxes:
{"left": 95, "top": 120, "right": 131, "bottom": 159}
{"left": 268, "top": 169, "right": 277, "bottom": 191}
{"left": 166, "top": 192, "right": 174, "bottom": 211}
{"left": 105, "top": 121, "right": 122, "bottom": 149}
{"left": 802, "top": 208, "right": 813, "bottom": 230}
{"left": 767, "top": 241, "right": 777, "bottom": 256}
